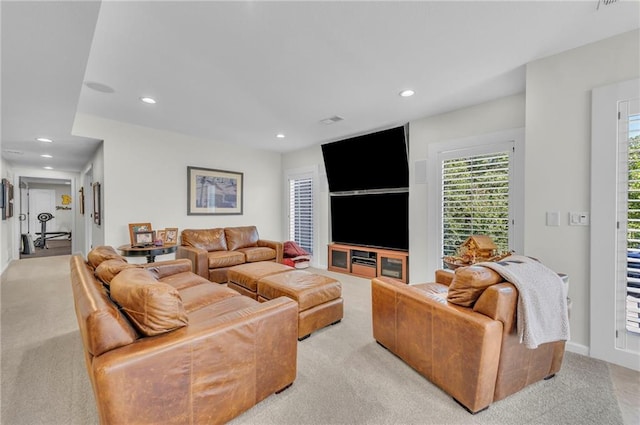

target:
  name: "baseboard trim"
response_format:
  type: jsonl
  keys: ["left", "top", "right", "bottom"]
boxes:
{"left": 565, "top": 341, "right": 589, "bottom": 356}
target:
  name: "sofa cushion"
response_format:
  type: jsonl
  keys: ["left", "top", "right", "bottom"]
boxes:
{"left": 110, "top": 268, "right": 188, "bottom": 336}
{"left": 238, "top": 246, "right": 276, "bottom": 262}
{"left": 95, "top": 258, "right": 136, "bottom": 286}
{"left": 225, "top": 226, "right": 259, "bottom": 251}
{"left": 447, "top": 265, "right": 503, "bottom": 307}
{"left": 87, "top": 246, "right": 127, "bottom": 269}
{"left": 413, "top": 282, "right": 449, "bottom": 305}
{"left": 208, "top": 250, "right": 246, "bottom": 268}
{"left": 181, "top": 228, "right": 227, "bottom": 252}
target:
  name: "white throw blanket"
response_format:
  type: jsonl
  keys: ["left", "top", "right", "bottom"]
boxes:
{"left": 477, "top": 255, "right": 570, "bottom": 349}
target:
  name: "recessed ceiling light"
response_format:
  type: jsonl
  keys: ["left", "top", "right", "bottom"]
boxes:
{"left": 44, "top": 166, "right": 53, "bottom": 170}
{"left": 40, "top": 154, "right": 53, "bottom": 158}
{"left": 399, "top": 89, "right": 415, "bottom": 97}
{"left": 276, "top": 133, "right": 285, "bottom": 139}
{"left": 36, "top": 137, "right": 53, "bottom": 143}
{"left": 140, "top": 97, "right": 157, "bottom": 104}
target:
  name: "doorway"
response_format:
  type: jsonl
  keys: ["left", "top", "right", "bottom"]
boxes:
{"left": 19, "top": 177, "right": 72, "bottom": 259}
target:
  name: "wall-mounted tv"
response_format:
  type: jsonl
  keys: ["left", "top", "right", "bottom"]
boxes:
{"left": 330, "top": 192, "right": 408, "bottom": 251}
{"left": 321, "top": 125, "right": 409, "bottom": 193}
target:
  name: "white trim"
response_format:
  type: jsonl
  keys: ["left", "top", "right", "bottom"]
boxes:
{"left": 427, "top": 128, "right": 524, "bottom": 274}
{"left": 591, "top": 78, "right": 640, "bottom": 371}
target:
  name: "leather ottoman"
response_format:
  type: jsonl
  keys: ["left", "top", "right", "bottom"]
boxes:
{"left": 227, "top": 262, "right": 294, "bottom": 300}
{"left": 258, "top": 270, "right": 343, "bottom": 340}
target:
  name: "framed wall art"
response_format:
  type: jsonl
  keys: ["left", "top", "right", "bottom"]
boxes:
{"left": 187, "top": 166, "right": 243, "bottom": 215}
{"left": 133, "top": 230, "right": 154, "bottom": 247}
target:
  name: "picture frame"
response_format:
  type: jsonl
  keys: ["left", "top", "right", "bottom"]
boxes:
{"left": 93, "top": 182, "right": 101, "bottom": 225}
{"left": 133, "top": 230, "right": 154, "bottom": 247}
{"left": 128, "top": 223, "right": 152, "bottom": 245}
{"left": 79, "top": 186, "right": 85, "bottom": 215}
{"left": 156, "top": 229, "right": 166, "bottom": 244}
{"left": 164, "top": 227, "right": 179, "bottom": 245}
{"left": 187, "top": 166, "right": 243, "bottom": 215}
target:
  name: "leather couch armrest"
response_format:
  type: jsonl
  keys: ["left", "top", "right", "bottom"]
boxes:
{"left": 176, "top": 246, "right": 208, "bottom": 278}
{"left": 141, "top": 259, "right": 193, "bottom": 279}
{"left": 435, "top": 269, "right": 454, "bottom": 286}
{"left": 92, "top": 297, "right": 298, "bottom": 424}
{"left": 473, "top": 282, "right": 517, "bottom": 334}
{"left": 258, "top": 239, "right": 283, "bottom": 263}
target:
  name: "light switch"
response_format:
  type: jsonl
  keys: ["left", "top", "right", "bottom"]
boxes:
{"left": 546, "top": 211, "right": 560, "bottom": 226}
{"left": 569, "top": 212, "right": 589, "bottom": 226}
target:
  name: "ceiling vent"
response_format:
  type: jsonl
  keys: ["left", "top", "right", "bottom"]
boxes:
{"left": 2, "top": 149, "right": 24, "bottom": 155}
{"left": 320, "top": 115, "right": 344, "bottom": 125}
{"left": 596, "top": 0, "right": 618, "bottom": 10}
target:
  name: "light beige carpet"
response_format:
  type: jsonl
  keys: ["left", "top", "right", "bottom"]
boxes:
{"left": 1, "top": 256, "right": 624, "bottom": 424}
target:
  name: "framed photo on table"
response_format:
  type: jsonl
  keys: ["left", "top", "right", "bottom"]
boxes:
{"left": 129, "top": 223, "right": 152, "bottom": 245}
{"left": 187, "top": 166, "right": 243, "bottom": 215}
{"left": 164, "top": 228, "right": 179, "bottom": 245}
{"left": 133, "top": 231, "right": 154, "bottom": 247}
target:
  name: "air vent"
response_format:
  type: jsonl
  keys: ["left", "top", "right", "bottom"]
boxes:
{"left": 320, "top": 116, "right": 344, "bottom": 125}
{"left": 2, "top": 150, "right": 24, "bottom": 155}
{"left": 597, "top": 0, "right": 618, "bottom": 10}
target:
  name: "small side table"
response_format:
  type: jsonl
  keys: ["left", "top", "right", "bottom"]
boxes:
{"left": 118, "top": 244, "right": 178, "bottom": 263}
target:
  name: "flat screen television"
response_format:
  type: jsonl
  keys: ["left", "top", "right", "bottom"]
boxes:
{"left": 330, "top": 192, "right": 408, "bottom": 251}
{"left": 321, "top": 125, "right": 409, "bottom": 193}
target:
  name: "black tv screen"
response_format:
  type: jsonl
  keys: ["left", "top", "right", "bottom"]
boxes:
{"left": 330, "top": 192, "right": 408, "bottom": 251}
{"left": 322, "top": 125, "right": 409, "bottom": 193}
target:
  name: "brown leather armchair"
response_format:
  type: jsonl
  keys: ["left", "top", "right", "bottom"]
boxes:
{"left": 371, "top": 267, "right": 565, "bottom": 414}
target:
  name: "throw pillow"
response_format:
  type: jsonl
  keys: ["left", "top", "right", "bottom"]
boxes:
{"left": 87, "top": 246, "right": 126, "bottom": 268}
{"left": 95, "top": 259, "right": 136, "bottom": 287}
{"left": 110, "top": 268, "right": 188, "bottom": 336}
{"left": 283, "top": 241, "right": 309, "bottom": 258}
{"left": 446, "top": 265, "right": 503, "bottom": 307}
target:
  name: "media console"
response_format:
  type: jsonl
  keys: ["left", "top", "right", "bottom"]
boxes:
{"left": 327, "top": 243, "right": 408, "bottom": 283}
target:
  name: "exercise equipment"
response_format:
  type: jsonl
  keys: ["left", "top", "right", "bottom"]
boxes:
{"left": 33, "top": 213, "right": 70, "bottom": 249}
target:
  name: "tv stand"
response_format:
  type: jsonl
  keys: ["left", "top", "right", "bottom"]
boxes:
{"left": 327, "top": 244, "right": 409, "bottom": 283}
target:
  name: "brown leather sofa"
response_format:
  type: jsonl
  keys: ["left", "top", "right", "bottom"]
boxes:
{"left": 176, "top": 226, "right": 283, "bottom": 283}
{"left": 70, "top": 246, "right": 298, "bottom": 425}
{"left": 371, "top": 267, "right": 566, "bottom": 414}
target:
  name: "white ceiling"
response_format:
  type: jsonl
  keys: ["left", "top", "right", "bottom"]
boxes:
{"left": 2, "top": 0, "right": 639, "bottom": 172}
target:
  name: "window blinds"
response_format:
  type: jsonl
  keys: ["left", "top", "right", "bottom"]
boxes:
{"left": 620, "top": 102, "right": 640, "bottom": 335}
{"left": 441, "top": 151, "right": 510, "bottom": 256}
{"left": 289, "top": 177, "right": 314, "bottom": 254}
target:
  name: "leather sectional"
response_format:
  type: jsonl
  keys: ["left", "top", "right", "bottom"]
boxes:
{"left": 70, "top": 246, "right": 298, "bottom": 424}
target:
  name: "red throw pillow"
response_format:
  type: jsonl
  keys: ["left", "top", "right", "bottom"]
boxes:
{"left": 283, "top": 241, "right": 309, "bottom": 258}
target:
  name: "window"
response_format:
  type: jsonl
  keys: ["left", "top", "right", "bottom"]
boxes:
{"left": 618, "top": 100, "right": 640, "bottom": 335}
{"left": 441, "top": 151, "right": 511, "bottom": 256}
{"left": 288, "top": 176, "right": 314, "bottom": 254}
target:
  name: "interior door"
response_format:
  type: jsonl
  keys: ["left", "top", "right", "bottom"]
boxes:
{"left": 28, "top": 189, "right": 56, "bottom": 239}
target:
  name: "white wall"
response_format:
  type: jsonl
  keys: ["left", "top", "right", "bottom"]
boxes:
{"left": 525, "top": 29, "right": 640, "bottom": 351}
{"left": 27, "top": 183, "right": 73, "bottom": 234}
{"left": 408, "top": 93, "right": 526, "bottom": 282}
{"left": 73, "top": 114, "right": 283, "bottom": 262}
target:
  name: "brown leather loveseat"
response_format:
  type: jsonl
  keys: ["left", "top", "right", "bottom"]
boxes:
{"left": 70, "top": 246, "right": 298, "bottom": 424}
{"left": 371, "top": 266, "right": 566, "bottom": 414}
{"left": 176, "top": 225, "right": 283, "bottom": 283}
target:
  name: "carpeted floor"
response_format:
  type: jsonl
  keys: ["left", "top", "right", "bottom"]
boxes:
{"left": 0, "top": 255, "right": 632, "bottom": 424}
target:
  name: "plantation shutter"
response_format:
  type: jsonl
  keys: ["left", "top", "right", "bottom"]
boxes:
{"left": 618, "top": 99, "right": 640, "bottom": 335}
{"left": 441, "top": 150, "right": 511, "bottom": 256}
{"left": 289, "top": 177, "right": 314, "bottom": 254}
